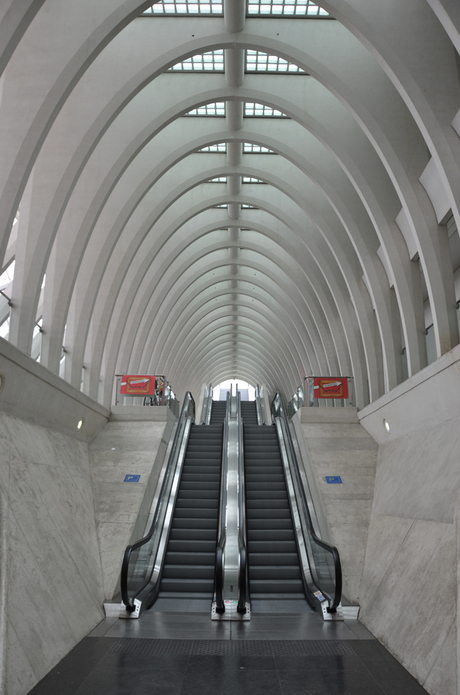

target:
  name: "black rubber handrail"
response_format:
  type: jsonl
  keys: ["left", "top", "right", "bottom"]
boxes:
{"left": 213, "top": 390, "right": 230, "bottom": 613}
{"left": 121, "top": 392, "right": 195, "bottom": 612}
{"left": 272, "top": 393, "right": 342, "bottom": 613}
{"left": 237, "top": 390, "right": 250, "bottom": 614}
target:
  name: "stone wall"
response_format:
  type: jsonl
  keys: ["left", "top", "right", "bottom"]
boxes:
{"left": 0, "top": 412, "right": 105, "bottom": 695}
{"left": 89, "top": 406, "right": 170, "bottom": 600}
{"left": 358, "top": 343, "right": 460, "bottom": 695}
{"left": 297, "top": 407, "right": 378, "bottom": 604}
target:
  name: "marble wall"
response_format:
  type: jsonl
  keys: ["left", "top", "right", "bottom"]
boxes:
{"left": 298, "top": 408, "right": 378, "bottom": 604}
{"left": 0, "top": 412, "right": 105, "bottom": 695}
{"left": 88, "top": 408, "right": 170, "bottom": 600}
{"left": 358, "top": 345, "right": 460, "bottom": 695}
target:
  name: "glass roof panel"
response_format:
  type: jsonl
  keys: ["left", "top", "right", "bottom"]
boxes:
{"left": 143, "top": 0, "right": 223, "bottom": 15}
{"left": 169, "top": 50, "right": 224, "bottom": 71}
{"left": 208, "top": 176, "right": 228, "bottom": 182}
{"left": 247, "top": 0, "right": 329, "bottom": 16}
{"left": 246, "top": 50, "right": 305, "bottom": 73}
{"left": 186, "top": 102, "right": 226, "bottom": 116}
{"left": 197, "top": 143, "right": 227, "bottom": 152}
{"left": 242, "top": 177, "right": 266, "bottom": 183}
{"left": 243, "top": 143, "right": 276, "bottom": 153}
{"left": 245, "top": 102, "right": 287, "bottom": 117}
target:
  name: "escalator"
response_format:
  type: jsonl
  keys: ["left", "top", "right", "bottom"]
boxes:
{"left": 243, "top": 403, "right": 305, "bottom": 602}
{"left": 121, "top": 394, "right": 226, "bottom": 614}
{"left": 241, "top": 397, "right": 342, "bottom": 617}
{"left": 159, "top": 422, "right": 223, "bottom": 598}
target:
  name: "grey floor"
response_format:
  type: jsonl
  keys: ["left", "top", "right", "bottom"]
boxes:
{"left": 29, "top": 607, "right": 429, "bottom": 695}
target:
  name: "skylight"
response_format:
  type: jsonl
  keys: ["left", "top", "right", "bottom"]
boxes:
{"left": 246, "top": 51, "right": 305, "bottom": 73}
{"left": 197, "top": 143, "right": 227, "bottom": 152}
{"left": 245, "top": 102, "right": 287, "bottom": 117}
{"left": 247, "top": 0, "right": 329, "bottom": 16}
{"left": 208, "top": 176, "right": 228, "bottom": 182}
{"left": 242, "top": 177, "right": 266, "bottom": 183}
{"left": 242, "top": 204, "right": 259, "bottom": 208}
{"left": 143, "top": 1, "right": 223, "bottom": 15}
{"left": 243, "top": 143, "right": 276, "bottom": 153}
{"left": 169, "top": 50, "right": 224, "bottom": 72}
{"left": 186, "top": 102, "right": 226, "bottom": 116}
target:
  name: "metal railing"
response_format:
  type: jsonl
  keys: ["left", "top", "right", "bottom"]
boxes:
{"left": 287, "top": 376, "right": 354, "bottom": 418}
{"left": 120, "top": 392, "right": 195, "bottom": 616}
{"left": 213, "top": 389, "right": 230, "bottom": 614}
{"left": 213, "top": 388, "right": 250, "bottom": 618}
{"left": 272, "top": 393, "right": 342, "bottom": 616}
{"left": 236, "top": 390, "right": 249, "bottom": 614}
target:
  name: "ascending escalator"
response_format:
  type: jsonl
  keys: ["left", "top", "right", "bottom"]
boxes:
{"left": 241, "top": 396, "right": 342, "bottom": 616}
{"left": 121, "top": 394, "right": 226, "bottom": 615}
{"left": 243, "top": 405, "right": 305, "bottom": 601}
{"left": 159, "top": 422, "right": 223, "bottom": 597}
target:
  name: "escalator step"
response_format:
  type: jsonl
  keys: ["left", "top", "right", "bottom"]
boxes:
{"left": 160, "top": 578, "right": 215, "bottom": 593}
{"left": 249, "top": 579, "right": 304, "bottom": 594}
{"left": 249, "top": 566, "right": 302, "bottom": 580}
{"left": 168, "top": 540, "right": 216, "bottom": 552}
{"left": 248, "top": 541, "right": 297, "bottom": 553}
{"left": 165, "top": 551, "right": 215, "bottom": 565}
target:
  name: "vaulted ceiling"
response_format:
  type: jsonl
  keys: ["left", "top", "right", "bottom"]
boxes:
{"left": 0, "top": 0, "right": 459, "bottom": 408}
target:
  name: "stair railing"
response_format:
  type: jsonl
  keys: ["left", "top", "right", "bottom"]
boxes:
{"left": 213, "top": 389, "right": 231, "bottom": 614}
{"left": 236, "top": 390, "right": 250, "bottom": 614}
{"left": 272, "top": 393, "right": 342, "bottom": 617}
{"left": 120, "top": 392, "right": 195, "bottom": 617}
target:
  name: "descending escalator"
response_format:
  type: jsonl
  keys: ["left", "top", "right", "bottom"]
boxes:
{"left": 159, "top": 423, "right": 223, "bottom": 597}
{"left": 243, "top": 410, "right": 305, "bottom": 601}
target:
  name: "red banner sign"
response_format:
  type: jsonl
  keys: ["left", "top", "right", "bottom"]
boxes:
{"left": 313, "top": 377, "right": 348, "bottom": 399}
{"left": 120, "top": 375, "right": 156, "bottom": 396}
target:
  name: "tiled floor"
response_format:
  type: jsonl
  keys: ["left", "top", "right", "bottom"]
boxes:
{"left": 29, "top": 609, "right": 428, "bottom": 695}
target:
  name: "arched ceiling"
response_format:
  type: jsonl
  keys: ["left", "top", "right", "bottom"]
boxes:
{"left": 0, "top": 0, "right": 459, "bottom": 408}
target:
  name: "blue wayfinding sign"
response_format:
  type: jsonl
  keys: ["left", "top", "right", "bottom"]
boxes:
{"left": 326, "top": 476, "right": 342, "bottom": 484}
{"left": 124, "top": 474, "right": 141, "bottom": 483}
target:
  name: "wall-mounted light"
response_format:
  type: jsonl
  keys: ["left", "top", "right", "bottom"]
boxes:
{"left": 77, "top": 419, "right": 84, "bottom": 430}
{"left": 383, "top": 419, "right": 390, "bottom": 433}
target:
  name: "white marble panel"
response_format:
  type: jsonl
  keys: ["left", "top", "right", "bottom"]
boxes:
{"left": 96, "top": 521, "right": 138, "bottom": 598}
{"left": 372, "top": 418, "right": 460, "bottom": 524}
{"left": 5, "top": 620, "right": 37, "bottom": 695}
{"left": 385, "top": 522, "right": 456, "bottom": 683}
{"left": 422, "top": 622, "right": 456, "bottom": 695}
{"left": 303, "top": 423, "right": 374, "bottom": 439}
{"left": 359, "top": 514, "right": 413, "bottom": 608}
{"left": 360, "top": 516, "right": 455, "bottom": 689}
{"left": 8, "top": 514, "right": 83, "bottom": 679}
{"left": 5, "top": 414, "right": 61, "bottom": 464}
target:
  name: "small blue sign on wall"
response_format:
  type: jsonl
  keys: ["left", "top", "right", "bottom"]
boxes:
{"left": 326, "top": 476, "right": 342, "bottom": 484}
{"left": 124, "top": 474, "right": 141, "bottom": 483}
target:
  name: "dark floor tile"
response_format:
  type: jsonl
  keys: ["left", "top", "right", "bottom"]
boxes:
{"left": 97, "top": 650, "right": 190, "bottom": 673}
{"left": 347, "top": 639, "right": 398, "bottom": 662}
{"left": 278, "top": 669, "right": 385, "bottom": 695}
{"left": 181, "top": 667, "right": 283, "bottom": 695}
{"left": 28, "top": 637, "right": 118, "bottom": 695}
{"left": 274, "top": 654, "right": 364, "bottom": 672}
{"left": 186, "top": 654, "right": 277, "bottom": 672}
{"left": 364, "top": 660, "right": 428, "bottom": 694}
{"left": 75, "top": 667, "right": 184, "bottom": 695}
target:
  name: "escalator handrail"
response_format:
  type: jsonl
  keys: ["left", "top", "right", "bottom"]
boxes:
{"left": 237, "top": 391, "right": 250, "bottom": 613}
{"left": 272, "top": 393, "right": 342, "bottom": 612}
{"left": 121, "top": 392, "right": 195, "bottom": 611}
{"left": 214, "top": 390, "right": 231, "bottom": 613}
